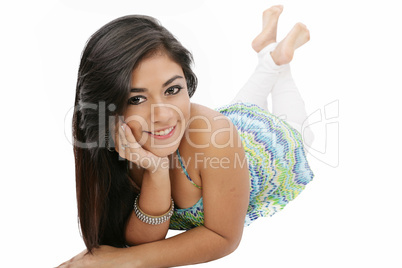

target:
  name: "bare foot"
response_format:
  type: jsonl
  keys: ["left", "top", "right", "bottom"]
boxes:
{"left": 251, "top": 5, "right": 283, "bottom": 53}
{"left": 270, "top": 22, "right": 310, "bottom": 65}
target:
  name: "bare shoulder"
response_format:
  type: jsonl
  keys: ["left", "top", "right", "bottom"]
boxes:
{"left": 189, "top": 103, "right": 224, "bottom": 121}
{"left": 183, "top": 103, "right": 243, "bottom": 154}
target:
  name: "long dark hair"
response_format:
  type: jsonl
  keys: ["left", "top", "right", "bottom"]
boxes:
{"left": 72, "top": 15, "right": 198, "bottom": 252}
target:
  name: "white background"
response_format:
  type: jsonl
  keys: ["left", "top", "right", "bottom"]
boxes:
{"left": 1, "top": 0, "right": 401, "bottom": 267}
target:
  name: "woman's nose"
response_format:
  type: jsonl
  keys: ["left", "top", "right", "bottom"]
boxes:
{"left": 150, "top": 103, "right": 175, "bottom": 123}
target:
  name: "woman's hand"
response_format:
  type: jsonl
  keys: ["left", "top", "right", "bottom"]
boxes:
{"left": 57, "top": 246, "right": 140, "bottom": 268}
{"left": 57, "top": 248, "right": 89, "bottom": 268}
{"left": 114, "top": 118, "right": 169, "bottom": 173}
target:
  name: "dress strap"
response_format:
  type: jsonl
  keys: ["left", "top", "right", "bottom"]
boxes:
{"left": 176, "top": 149, "right": 202, "bottom": 189}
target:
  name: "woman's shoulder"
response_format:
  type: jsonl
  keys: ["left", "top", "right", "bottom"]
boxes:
{"left": 183, "top": 103, "right": 241, "bottom": 152}
{"left": 189, "top": 103, "right": 221, "bottom": 119}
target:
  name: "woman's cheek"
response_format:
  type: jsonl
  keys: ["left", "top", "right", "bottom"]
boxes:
{"left": 126, "top": 122, "right": 143, "bottom": 143}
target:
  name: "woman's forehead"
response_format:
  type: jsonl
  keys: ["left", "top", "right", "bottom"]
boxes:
{"left": 131, "top": 53, "right": 184, "bottom": 87}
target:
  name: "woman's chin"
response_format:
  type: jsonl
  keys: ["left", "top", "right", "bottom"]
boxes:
{"left": 146, "top": 144, "right": 179, "bottom": 158}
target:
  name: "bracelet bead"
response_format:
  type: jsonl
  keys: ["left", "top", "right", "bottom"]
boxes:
{"left": 133, "top": 194, "right": 174, "bottom": 225}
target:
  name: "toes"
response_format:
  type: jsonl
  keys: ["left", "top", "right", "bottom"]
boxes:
{"left": 262, "top": 5, "right": 283, "bottom": 16}
{"left": 294, "top": 22, "right": 308, "bottom": 32}
{"left": 262, "top": 5, "right": 283, "bottom": 21}
{"left": 291, "top": 22, "right": 310, "bottom": 47}
{"left": 253, "top": 5, "right": 284, "bottom": 53}
{"left": 260, "top": 5, "right": 283, "bottom": 34}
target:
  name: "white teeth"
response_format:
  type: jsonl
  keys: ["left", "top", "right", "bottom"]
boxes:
{"left": 151, "top": 126, "right": 174, "bottom": 136}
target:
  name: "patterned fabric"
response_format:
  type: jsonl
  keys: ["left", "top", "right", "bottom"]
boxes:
{"left": 169, "top": 102, "right": 314, "bottom": 230}
{"left": 169, "top": 197, "right": 204, "bottom": 230}
{"left": 176, "top": 149, "right": 202, "bottom": 189}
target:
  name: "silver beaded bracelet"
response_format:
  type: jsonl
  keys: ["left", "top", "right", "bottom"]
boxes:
{"left": 133, "top": 194, "right": 174, "bottom": 225}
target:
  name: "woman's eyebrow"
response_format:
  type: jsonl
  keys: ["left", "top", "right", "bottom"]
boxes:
{"left": 130, "top": 87, "right": 147, "bottom": 93}
{"left": 131, "top": 75, "right": 184, "bottom": 93}
{"left": 162, "top": 75, "right": 184, "bottom": 87}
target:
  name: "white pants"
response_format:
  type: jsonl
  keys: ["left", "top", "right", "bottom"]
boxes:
{"left": 231, "top": 43, "right": 314, "bottom": 147}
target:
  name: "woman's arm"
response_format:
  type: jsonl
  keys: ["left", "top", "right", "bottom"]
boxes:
{"left": 61, "top": 224, "right": 243, "bottom": 268}
{"left": 120, "top": 108, "right": 250, "bottom": 248}
{"left": 124, "top": 225, "right": 245, "bottom": 267}
{"left": 59, "top": 111, "right": 250, "bottom": 267}
{"left": 116, "top": 121, "right": 173, "bottom": 245}
{"left": 131, "top": 111, "right": 251, "bottom": 267}
{"left": 124, "top": 168, "right": 172, "bottom": 245}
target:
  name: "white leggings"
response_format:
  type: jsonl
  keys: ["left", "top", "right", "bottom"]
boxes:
{"left": 231, "top": 43, "right": 314, "bottom": 147}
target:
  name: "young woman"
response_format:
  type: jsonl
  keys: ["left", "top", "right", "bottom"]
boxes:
{"left": 59, "top": 5, "right": 314, "bottom": 267}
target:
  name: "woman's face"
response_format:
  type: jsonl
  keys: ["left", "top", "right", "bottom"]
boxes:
{"left": 123, "top": 51, "right": 191, "bottom": 157}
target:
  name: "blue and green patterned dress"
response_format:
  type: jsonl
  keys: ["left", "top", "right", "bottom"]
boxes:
{"left": 169, "top": 102, "right": 314, "bottom": 230}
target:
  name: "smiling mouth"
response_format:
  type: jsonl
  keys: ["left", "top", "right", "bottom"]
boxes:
{"left": 146, "top": 126, "right": 176, "bottom": 139}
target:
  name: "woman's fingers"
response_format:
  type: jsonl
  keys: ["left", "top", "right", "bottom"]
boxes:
{"left": 112, "top": 117, "right": 168, "bottom": 172}
{"left": 119, "top": 122, "right": 141, "bottom": 150}
{"left": 56, "top": 249, "right": 89, "bottom": 268}
{"left": 115, "top": 119, "right": 144, "bottom": 163}
{"left": 114, "top": 119, "right": 128, "bottom": 156}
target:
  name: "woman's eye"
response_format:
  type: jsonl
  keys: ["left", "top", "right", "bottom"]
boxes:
{"left": 128, "top": 96, "right": 146, "bottom": 105}
{"left": 165, "top": 85, "right": 182, "bottom": 96}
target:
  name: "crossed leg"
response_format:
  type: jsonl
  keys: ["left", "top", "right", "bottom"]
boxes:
{"left": 231, "top": 5, "right": 314, "bottom": 146}
{"left": 231, "top": 5, "right": 284, "bottom": 110}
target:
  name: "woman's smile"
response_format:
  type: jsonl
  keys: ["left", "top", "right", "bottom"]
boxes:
{"left": 146, "top": 125, "right": 176, "bottom": 139}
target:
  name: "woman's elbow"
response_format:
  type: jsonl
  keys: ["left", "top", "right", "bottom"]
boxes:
{"left": 228, "top": 236, "right": 242, "bottom": 255}
{"left": 219, "top": 234, "right": 243, "bottom": 258}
